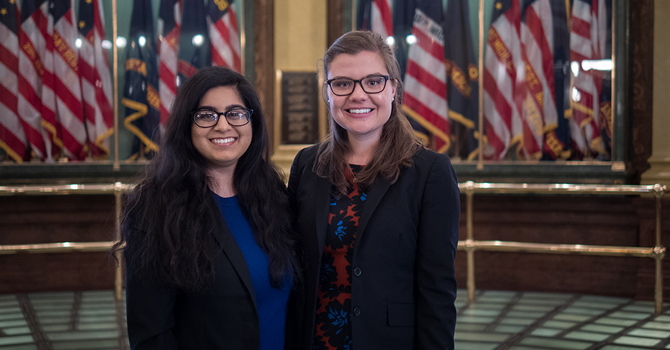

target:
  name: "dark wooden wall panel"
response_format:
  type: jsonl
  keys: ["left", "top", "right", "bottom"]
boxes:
{"left": 0, "top": 195, "right": 117, "bottom": 294}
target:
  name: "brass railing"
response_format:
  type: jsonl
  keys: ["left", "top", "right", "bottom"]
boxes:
{"left": 457, "top": 182, "right": 666, "bottom": 315}
{"left": 0, "top": 182, "right": 666, "bottom": 314}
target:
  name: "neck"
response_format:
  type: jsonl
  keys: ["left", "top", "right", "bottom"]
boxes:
{"left": 207, "top": 167, "right": 237, "bottom": 198}
{"left": 347, "top": 132, "right": 380, "bottom": 165}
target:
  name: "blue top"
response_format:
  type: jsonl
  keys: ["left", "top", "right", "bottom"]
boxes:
{"left": 214, "top": 194, "right": 292, "bottom": 350}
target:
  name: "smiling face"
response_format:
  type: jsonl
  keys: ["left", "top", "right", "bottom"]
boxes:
{"left": 191, "top": 85, "right": 252, "bottom": 172}
{"left": 326, "top": 50, "right": 396, "bottom": 143}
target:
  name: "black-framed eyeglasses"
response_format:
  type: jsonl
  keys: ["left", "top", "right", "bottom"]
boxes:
{"left": 326, "top": 74, "right": 390, "bottom": 96}
{"left": 192, "top": 107, "right": 253, "bottom": 128}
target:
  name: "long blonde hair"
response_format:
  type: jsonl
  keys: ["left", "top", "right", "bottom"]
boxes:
{"left": 315, "top": 31, "right": 422, "bottom": 195}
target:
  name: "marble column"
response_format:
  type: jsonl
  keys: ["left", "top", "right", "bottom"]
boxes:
{"left": 641, "top": 0, "right": 670, "bottom": 186}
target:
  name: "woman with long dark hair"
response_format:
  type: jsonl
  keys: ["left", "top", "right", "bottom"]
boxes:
{"left": 116, "top": 66, "right": 299, "bottom": 350}
{"left": 288, "top": 31, "right": 460, "bottom": 349}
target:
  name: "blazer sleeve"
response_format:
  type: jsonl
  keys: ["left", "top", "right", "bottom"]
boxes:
{"left": 125, "top": 259, "right": 179, "bottom": 350}
{"left": 415, "top": 154, "right": 460, "bottom": 350}
{"left": 287, "top": 147, "right": 305, "bottom": 217}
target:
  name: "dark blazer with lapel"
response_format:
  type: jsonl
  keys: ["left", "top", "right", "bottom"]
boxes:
{"left": 288, "top": 145, "right": 460, "bottom": 350}
{"left": 125, "top": 219, "right": 261, "bottom": 350}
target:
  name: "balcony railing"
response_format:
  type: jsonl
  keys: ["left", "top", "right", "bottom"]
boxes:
{"left": 1, "top": 182, "right": 666, "bottom": 315}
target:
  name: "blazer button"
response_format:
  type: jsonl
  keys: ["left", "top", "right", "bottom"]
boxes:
{"left": 353, "top": 267, "right": 362, "bottom": 277}
{"left": 353, "top": 306, "right": 361, "bottom": 317}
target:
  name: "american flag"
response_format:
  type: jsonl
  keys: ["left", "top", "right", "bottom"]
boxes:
{"left": 158, "top": 0, "right": 181, "bottom": 130}
{"left": 358, "top": 0, "right": 393, "bottom": 40}
{"left": 78, "top": 0, "right": 113, "bottom": 158}
{"left": 570, "top": 0, "right": 608, "bottom": 158}
{"left": 51, "top": 0, "right": 87, "bottom": 160}
{"left": 483, "top": 0, "right": 522, "bottom": 160}
{"left": 0, "top": 0, "right": 27, "bottom": 163}
{"left": 208, "top": 0, "right": 241, "bottom": 72}
{"left": 402, "top": 5, "right": 450, "bottom": 153}
{"left": 18, "top": 0, "right": 56, "bottom": 161}
{"left": 518, "top": 0, "right": 558, "bottom": 160}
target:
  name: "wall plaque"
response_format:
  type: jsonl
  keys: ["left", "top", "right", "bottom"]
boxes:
{"left": 279, "top": 72, "right": 320, "bottom": 145}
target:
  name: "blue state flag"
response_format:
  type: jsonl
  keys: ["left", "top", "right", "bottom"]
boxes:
{"left": 444, "top": 0, "right": 479, "bottom": 160}
{"left": 178, "top": 0, "right": 211, "bottom": 84}
{"left": 122, "top": 0, "right": 160, "bottom": 159}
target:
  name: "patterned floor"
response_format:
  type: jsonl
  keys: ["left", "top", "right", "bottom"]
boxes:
{"left": 0, "top": 289, "right": 668, "bottom": 349}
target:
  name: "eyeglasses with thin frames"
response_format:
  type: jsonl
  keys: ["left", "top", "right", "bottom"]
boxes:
{"left": 326, "top": 74, "right": 390, "bottom": 96}
{"left": 192, "top": 107, "right": 253, "bottom": 128}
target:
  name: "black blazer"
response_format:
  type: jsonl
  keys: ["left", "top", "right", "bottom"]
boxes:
{"left": 288, "top": 145, "right": 460, "bottom": 350}
{"left": 125, "top": 220, "right": 262, "bottom": 350}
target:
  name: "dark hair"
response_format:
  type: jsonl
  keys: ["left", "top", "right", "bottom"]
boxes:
{"left": 316, "top": 31, "right": 422, "bottom": 195}
{"left": 114, "top": 66, "right": 299, "bottom": 290}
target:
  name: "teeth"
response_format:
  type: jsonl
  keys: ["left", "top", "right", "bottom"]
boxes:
{"left": 212, "top": 137, "right": 235, "bottom": 144}
{"left": 348, "top": 108, "right": 372, "bottom": 114}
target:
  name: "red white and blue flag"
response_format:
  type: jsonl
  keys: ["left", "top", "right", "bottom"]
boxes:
{"left": 0, "top": 0, "right": 27, "bottom": 163}
{"left": 483, "top": 0, "right": 523, "bottom": 160}
{"left": 518, "top": 0, "right": 558, "bottom": 160}
{"left": 570, "top": 0, "right": 608, "bottom": 158}
{"left": 79, "top": 0, "right": 114, "bottom": 158}
{"left": 357, "top": 0, "right": 393, "bottom": 40}
{"left": 18, "top": 0, "right": 58, "bottom": 161}
{"left": 402, "top": 2, "right": 450, "bottom": 153}
{"left": 50, "top": 0, "right": 87, "bottom": 160}
{"left": 158, "top": 0, "right": 181, "bottom": 130}
{"left": 208, "top": 0, "right": 241, "bottom": 72}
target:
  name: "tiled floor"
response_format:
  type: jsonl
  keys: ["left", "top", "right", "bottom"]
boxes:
{"left": 0, "top": 289, "right": 668, "bottom": 349}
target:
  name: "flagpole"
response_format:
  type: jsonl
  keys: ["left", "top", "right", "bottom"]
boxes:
{"left": 113, "top": 0, "right": 120, "bottom": 171}
{"left": 477, "top": 0, "right": 484, "bottom": 170}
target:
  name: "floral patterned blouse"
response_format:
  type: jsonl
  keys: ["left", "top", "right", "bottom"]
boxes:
{"left": 312, "top": 165, "right": 367, "bottom": 350}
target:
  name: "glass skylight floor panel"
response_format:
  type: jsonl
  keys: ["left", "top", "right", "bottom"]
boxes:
{"left": 608, "top": 311, "right": 652, "bottom": 320}
{"left": 0, "top": 317, "right": 27, "bottom": 328}
{"left": 512, "top": 304, "right": 557, "bottom": 312}
{"left": 0, "top": 344, "right": 37, "bottom": 350}
{"left": 541, "top": 320, "right": 578, "bottom": 329}
{"left": 454, "top": 331, "right": 510, "bottom": 342}
{"left": 531, "top": 327, "right": 563, "bottom": 337}
{"left": 580, "top": 323, "right": 625, "bottom": 334}
{"left": 563, "top": 330, "right": 610, "bottom": 342}
{"left": 78, "top": 315, "right": 118, "bottom": 323}
{"left": 553, "top": 313, "right": 593, "bottom": 322}
{"left": 460, "top": 308, "right": 502, "bottom": 317}
{"left": 519, "top": 336, "right": 593, "bottom": 349}
{"left": 2, "top": 326, "right": 31, "bottom": 336}
{"left": 499, "top": 317, "right": 537, "bottom": 326}
{"left": 506, "top": 310, "right": 549, "bottom": 318}
{"left": 613, "top": 335, "right": 660, "bottom": 347}
{"left": 494, "top": 325, "right": 526, "bottom": 333}
{"left": 601, "top": 346, "right": 657, "bottom": 350}
{"left": 455, "top": 323, "right": 488, "bottom": 332}
{"left": 596, "top": 317, "right": 640, "bottom": 327}
{"left": 562, "top": 307, "right": 608, "bottom": 316}
{"left": 621, "top": 304, "right": 657, "bottom": 313}
{"left": 453, "top": 341, "right": 499, "bottom": 350}
{"left": 626, "top": 328, "right": 670, "bottom": 338}
{"left": 0, "top": 335, "right": 34, "bottom": 347}
{"left": 51, "top": 339, "right": 120, "bottom": 350}
{"left": 456, "top": 315, "right": 496, "bottom": 324}
{"left": 641, "top": 320, "right": 670, "bottom": 330}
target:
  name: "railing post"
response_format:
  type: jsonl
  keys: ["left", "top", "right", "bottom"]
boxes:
{"left": 114, "top": 183, "right": 124, "bottom": 301}
{"left": 465, "top": 181, "right": 476, "bottom": 301}
{"left": 653, "top": 183, "right": 666, "bottom": 316}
